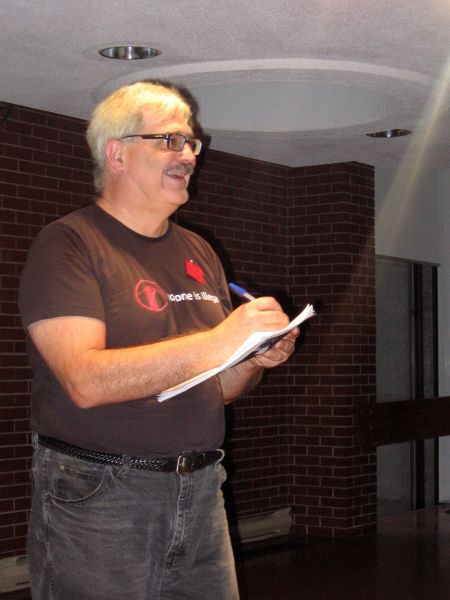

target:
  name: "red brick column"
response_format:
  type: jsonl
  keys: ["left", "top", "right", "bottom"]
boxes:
{"left": 286, "top": 162, "right": 377, "bottom": 537}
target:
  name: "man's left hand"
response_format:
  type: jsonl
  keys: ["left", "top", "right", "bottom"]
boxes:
{"left": 249, "top": 328, "right": 300, "bottom": 369}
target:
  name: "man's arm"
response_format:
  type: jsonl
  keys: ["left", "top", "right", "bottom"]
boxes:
{"left": 28, "top": 297, "right": 291, "bottom": 409}
{"left": 218, "top": 329, "right": 299, "bottom": 403}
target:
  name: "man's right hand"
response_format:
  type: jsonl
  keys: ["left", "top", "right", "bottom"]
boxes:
{"left": 211, "top": 297, "right": 290, "bottom": 363}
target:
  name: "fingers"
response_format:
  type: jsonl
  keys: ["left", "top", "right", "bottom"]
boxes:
{"left": 250, "top": 328, "right": 299, "bottom": 369}
{"left": 237, "top": 297, "right": 290, "bottom": 331}
{"left": 212, "top": 297, "right": 291, "bottom": 363}
{"left": 220, "top": 296, "right": 290, "bottom": 338}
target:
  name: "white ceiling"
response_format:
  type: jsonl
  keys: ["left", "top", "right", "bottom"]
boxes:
{"left": 1, "top": 0, "right": 449, "bottom": 170}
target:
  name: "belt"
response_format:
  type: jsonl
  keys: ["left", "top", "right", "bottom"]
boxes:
{"left": 38, "top": 435, "right": 224, "bottom": 475}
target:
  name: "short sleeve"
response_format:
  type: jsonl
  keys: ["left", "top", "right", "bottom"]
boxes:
{"left": 19, "top": 222, "right": 105, "bottom": 328}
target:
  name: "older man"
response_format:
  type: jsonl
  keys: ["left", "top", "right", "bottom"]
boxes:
{"left": 19, "top": 81, "right": 298, "bottom": 599}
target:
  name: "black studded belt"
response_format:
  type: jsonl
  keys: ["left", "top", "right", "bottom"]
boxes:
{"left": 38, "top": 435, "right": 224, "bottom": 475}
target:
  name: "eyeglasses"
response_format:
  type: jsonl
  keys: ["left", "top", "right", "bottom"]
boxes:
{"left": 119, "top": 132, "right": 202, "bottom": 156}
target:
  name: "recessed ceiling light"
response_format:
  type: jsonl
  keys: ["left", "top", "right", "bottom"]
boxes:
{"left": 98, "top": 45, "right": 160, "bottom": 60}
{"left": 366, "top": 129, "right": 411, "bottom": 138}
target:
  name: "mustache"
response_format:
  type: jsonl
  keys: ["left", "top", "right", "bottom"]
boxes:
{"left": 166, "top": 162, "right": 195, "bottom": 176}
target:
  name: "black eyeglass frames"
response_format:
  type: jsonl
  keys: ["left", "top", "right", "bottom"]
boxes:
{"left": 119, "top": 133, "right": 202, "bottom": 156}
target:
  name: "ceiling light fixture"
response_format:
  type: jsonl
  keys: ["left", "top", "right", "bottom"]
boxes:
{"left": 98, "top": 45, "right": 160, "bottom": 60}
{"left": 366, "top": 129, "right": 411, "bottom": 138}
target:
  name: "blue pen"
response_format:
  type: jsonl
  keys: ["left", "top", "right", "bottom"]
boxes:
{"left": 228, "top": 282, "right": 256, "bottom": 301}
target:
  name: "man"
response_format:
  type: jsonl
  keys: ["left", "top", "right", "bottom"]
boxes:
{"left": 19, "top": 81, "right": 298, "bottom": 599}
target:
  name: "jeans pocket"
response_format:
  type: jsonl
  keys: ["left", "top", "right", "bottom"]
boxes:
{"left": 46, "top": 452, "right": 110, "bottom": 503}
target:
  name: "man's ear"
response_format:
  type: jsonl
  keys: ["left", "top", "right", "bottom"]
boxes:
{"left": 104, "top": 139, "right": 125, "bottom": 172}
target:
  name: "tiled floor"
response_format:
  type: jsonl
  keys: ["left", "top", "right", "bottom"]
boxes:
{"left": 4, "top": 505, "right": 450, "bottom": 599}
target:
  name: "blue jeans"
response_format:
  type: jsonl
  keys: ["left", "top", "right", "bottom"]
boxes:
{"left": 28, "top": 435, "right": 239, "bottom": 599}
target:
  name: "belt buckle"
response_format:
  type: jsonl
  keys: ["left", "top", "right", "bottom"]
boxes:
{"left": 176, "top": 451, "right": 205, "bottom": 476}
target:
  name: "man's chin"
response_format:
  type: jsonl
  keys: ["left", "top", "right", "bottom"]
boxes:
{"left": 169, "top": 190, "right": 189, "bottom": 207}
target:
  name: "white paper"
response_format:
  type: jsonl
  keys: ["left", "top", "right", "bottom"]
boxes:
{"left": 157, "top": 303, "right": 315, "bottom": 402}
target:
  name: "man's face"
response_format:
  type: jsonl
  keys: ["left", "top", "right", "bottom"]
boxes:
{"left": 121, "top": 107, "right": 197, "bottom": 213}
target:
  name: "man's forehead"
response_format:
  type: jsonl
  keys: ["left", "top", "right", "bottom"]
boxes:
{"left": 140, "top": 107, "right": 192, "bottom": 134}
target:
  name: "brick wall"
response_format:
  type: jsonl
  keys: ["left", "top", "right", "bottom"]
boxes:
{"left": 0, "top": 105, "right": 94, "bottom": 558}
{"left": 0, "top": 104, "right": 376, "bottom": 559}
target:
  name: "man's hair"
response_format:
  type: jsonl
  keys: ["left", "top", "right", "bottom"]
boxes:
{"left": 86, "top": 81, "right": 193, "bottom": 192}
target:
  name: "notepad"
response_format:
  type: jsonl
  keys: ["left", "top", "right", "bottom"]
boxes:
{"left": 157, "top": 303, "right": 315, "bottom": 402}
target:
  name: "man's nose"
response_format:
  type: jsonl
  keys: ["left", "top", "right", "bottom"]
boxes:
{"left": 180, "top": 143, "right": 197, "bottom": 162}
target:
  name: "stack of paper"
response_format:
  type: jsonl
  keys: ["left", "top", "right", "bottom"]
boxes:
{"left": 157, "top": 303, "right": 315, "bottom": 402}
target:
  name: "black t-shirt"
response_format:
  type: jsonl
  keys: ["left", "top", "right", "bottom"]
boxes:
{"left": 19, "top": 204, "right": 232, "bottom": 456}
